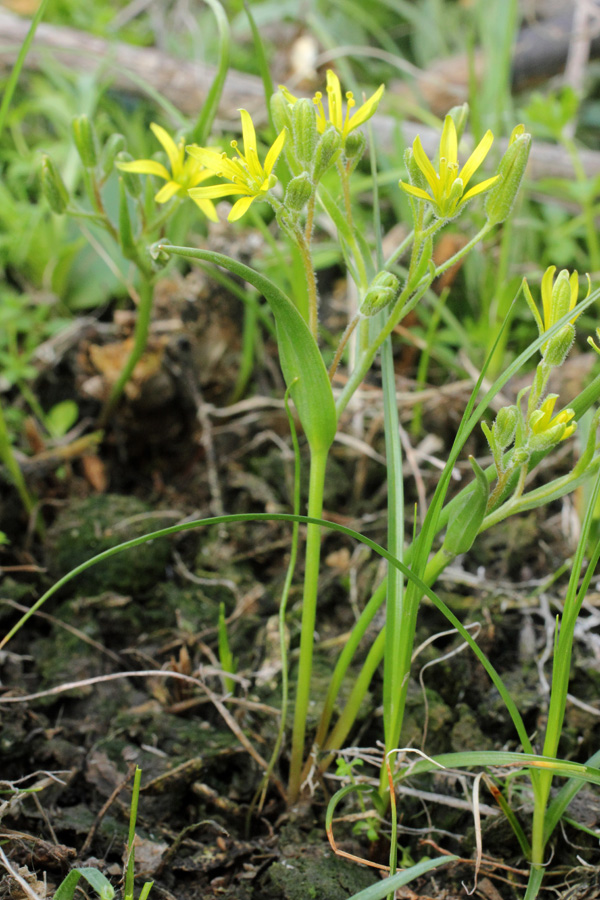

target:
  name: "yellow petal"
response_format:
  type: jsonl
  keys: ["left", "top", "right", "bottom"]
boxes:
{"left": 279, "top": 85, "right": 298, "bottom": 105}
{"left": 439, "top": 116, "right": 457, "bottom": 167}
{"left": 263, "top": 129, "right": 286, "bottom": 177}
{"left": 460, "top": 174, "right": 500, "bottom": 204}
{"left": 460, "top": 129, "right": 494, "bottom": 188}
{"left": 411, "top": 135, "right": 438, "bottom": 192}
{"left": 186, "top": 146, "right": 242, "bottom": 181}
{"left": 188, "top": 168, "right": 215, "bottom": 188}
{"left": 541, "top": 265, "right": 557, "bottom": 331}
{"left": 228, "top": 194, "right": 256, "bottom": 221}
{"left": 154, "top": 180, "right": 181, "bottom": 203}
{"left": 326, "top": 69, "right": 343, "bottom": 131}
{"left": 568, "top": 271, "right": 579, "bottom": 313}
{"left": 189, "top": 184, "right": 251, "bottom": 200}
{"left": 399, "top": 181, "right": 434, "bottom": 203}
{"left": 239, "top": 109, "right": 262, "bottom": 178}
{"left": 190, "top": 196, "right": 219, "bottom": 221}
{"left": 345, "top": 83, "right": 384, "bottom": 135}
{"left": 150, "top": 123, "right": 182, "bottom": 177}
{"left": 116, "top": 159, "right": 170, "bottom": 180}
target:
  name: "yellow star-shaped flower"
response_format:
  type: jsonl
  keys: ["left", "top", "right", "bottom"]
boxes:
{"left": 280, "top": 70, "right": 384, "bottom": 142}
{"left": 530, "top": 395, "right": 576, "bottom": 442}
{"left": 116, "top": 123, "right": 218, "bottom": 221}
{"left": 186, "top": 110, "right": 286, "bottom": 222}
{"left": 400, "top": 114, "right": 499, "bottom": 219}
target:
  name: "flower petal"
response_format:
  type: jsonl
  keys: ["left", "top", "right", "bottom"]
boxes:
{"left": 541, "top": 265, "right": 557, "bottom": 331}
{"left": 150, "top": 123, "right": 182, "bottom": 177}
{"left": 460, "top": 174, "right": 500, "bottom": 203}
{"left": 239, "top": 109, "right": 262, "bottom": 178}
{"left": 439, "top": 116, "right": 458, "bottom": 168}
{"left": 326, "top": 69, "right": 343, "bottom": 131}
{"left": 186, "top": 146, "right": 242, "bottom": 181}
{"left": 190, "top": 196, "right": 219, "bottom": 221}
{"left": 399, "top": 181, "right": 434, "bottom": 203}
{"left": 189, "top": 184, "right": 251, "bottom": 200}
{"left": 411, "top": 135, "right": 438, "bottom": 193}
{"left": 346, "top": 83, "right": 385, "bottom": 134}
{"left": 228, "top": 194, "right": 256, "bottom": 221}
{"left": 116, "top": 159, "right": 170, "bottom": 180}
{"left": 460, "top": 129, "right": 494, "bottom": 188}
{"left": 263, "top": 129, "right": 286, "bottom": 176}
{"left": 154, "top": 180, "right": 181, "bottom": 203}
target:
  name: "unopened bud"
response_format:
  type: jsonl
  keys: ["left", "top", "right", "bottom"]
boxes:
{"left": 72, "top": 114, "right": 98, "bottom": 169}
{"left": 550, "top": 269, "right": 572, "bottom": 322}
{"left": 543, "top": 323, "right": 575, "bottom": 367}
{"left": 101, "top": 133, "right": 126, "bottom": 178}
{"left": 442, "top": 456, "right": 489, "bottom": 556}
{"left": 494, "top": 405, "right": 519, "bottom": 449}
{"left": 271, "top": 89, "right": 294, "bottom": 135}
{"left": 292, "top": 99, "right": 318, "bottom": 169}
{"left": 447, "top": 103, "right": 469, "bottom": 142}
{"left": 343, "top": 130, "right": 366, "bottom": 160}
{"left": 360, "top": 271, "right": 400, "bottom": 316}
{"left": 284, "top": 173, "right": 313, "bottom": 211}
{"left": 116, "top": 152, "right": 143, "bottom": 197}
{"left": 40, "top": 155, "right": 69, "bottom": 214}
{"left": 485, "top": 130, "right": 531, "bottom": 225}
{"left": 313, "top": 127, "right": 342, "bottom": 181}
{"left": 404, "top": 147, "right": 428, "bottom": 194}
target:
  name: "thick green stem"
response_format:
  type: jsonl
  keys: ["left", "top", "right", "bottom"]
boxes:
{"left": 99, "top": 276, "right": 154, "bottom": 426}
{"left": 288, "top": 447, "right": 329, "bottom": 802}
{"left": 296, "top": 230, "right": 320, "bottom": 339}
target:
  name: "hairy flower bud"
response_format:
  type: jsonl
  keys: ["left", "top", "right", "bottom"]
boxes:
{"left": 313, "top": 127, "right": 342, "bottom": 181}
{"left": 284, "top": 173, "right": 313, "bottom": 211}
{"left": 494, "top": 405, "right": 519, "bottom": 450}
{"left": 343, "top": 130, "right": 366, "bottom": 160}
{"left": 292, "top": 99, "right": 318, "bottom": 169}
{"left": 72, "top": 114, "right": 99, "bottom": 170}
{"left": 360, "top": 271, "right": 400, "bottom": 316}
{"left": 40, "top": 155, "right": 69, "bottom": 214}
{"left": 485, "top": 128, "right": 531, "bottom": 225}
{"left": 543, "top": 323, "right": 575, "bottom": 367}
{"left": 271, "top": 89, "right": 293, "bottom": 135}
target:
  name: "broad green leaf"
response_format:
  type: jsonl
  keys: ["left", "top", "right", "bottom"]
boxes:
{"left": 163, "top": 245, "right": 337, "bottom": 453}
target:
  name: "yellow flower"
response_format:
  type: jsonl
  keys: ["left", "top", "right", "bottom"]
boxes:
{"left": 116, "top": 123, "right": 218, "bottom": 221}
{"left": 281, "top": 70, "right": 384, "bottom": 141}
{"left": 400, "top": 115, "right": 499, "bottom": 219}
{"left": 530, "top": 395, "right": 576, "bottom": 442}
{"left": 186, "top": 110, "right": 286, "bottom": 222}
{"left": 523, "top": 265, "right": 586, "bottom": 336}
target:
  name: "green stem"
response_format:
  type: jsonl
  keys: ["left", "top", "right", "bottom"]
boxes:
{"left": 99, "top": 276, "right": 154, "bottom": 425}
{"left": 288, "top": 447, "right": 329, "bottom": 802}
{"left": 329, "top": 314, "right": 361, "bottom": 381}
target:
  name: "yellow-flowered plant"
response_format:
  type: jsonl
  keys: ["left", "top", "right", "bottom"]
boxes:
{"left": 186, "top": 110, "right": 286, "bottom": 222}
{"left": 400, "top": 114, "right": 499, "bottom": 219}
{"left": 523, "top": 265, "right": 587, "bottom": 336}
{"left": 281, "top": 69, "right": 384, "bottom": 142}
{"left": 116, "top": 123, "right": 218, "bottom": 221}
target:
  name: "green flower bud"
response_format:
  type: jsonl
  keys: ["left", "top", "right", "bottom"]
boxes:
{"left": 292, "top": 98, "right": 318, "bottom": 169}
{"left": 271, "top": 89, "right": 293, "bottom": 136}
{"left": 284, "top": 172, "right": 313, "bottom": 211}
{"left": 313, "top": 127, "right": 342, "bottom": 181}
{"left": 343, "top": 130, "right": 366, "bottom": 160}
{"left": 484, "top": 131, "right": 531, "bottom": 226}
{"left": 360, "top": 271, "right": 400, "bottom": 317}
{"left": 442, "top": 456, "right": 489, "bottom": 556}
{"left": 543, "top": 323, "right": 575, "bottom": 367}
{"left": 511, "top": 447, "right": 530, "bottom": 467}
{"left": 101, "top": 133, "right": 126, "bottom": 178}
{"left": 72, "top": 114, "right": 99, "bottom": 170}
{"left": 40, "top": 155, "right": 69, "bottom": 214}
{"left": 404, "top": 147, "right": 428, "bottom": 194}
{"left": 550, "top": 269, "right": 572, "bottom": 322}
{"left": 447, "top": 102, "right": 469, "bottom": 142}
{"left": 494, "top": 405, "right": 519, "bottom": 449}
{"left": 116, "top": 151, "right": 143, "bottom": 197}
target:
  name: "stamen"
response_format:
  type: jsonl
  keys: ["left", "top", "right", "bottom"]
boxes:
{"left": 230, "top": 140, "right": 238, "bottom": 149}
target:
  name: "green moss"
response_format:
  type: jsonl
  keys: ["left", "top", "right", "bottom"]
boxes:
{"left": 264, "top": 853, "right": 377, "bottom": 900}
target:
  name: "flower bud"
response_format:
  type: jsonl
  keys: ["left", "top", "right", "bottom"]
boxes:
{"left": 116, "top": 151, "right": 143, "bottom": 197}
{"left": 271, "top": 89, "right": 293, "bottom": 135}
{"left": 550, "top": 269, "right": 572, "bottom": 322}
{"left": 284, "top": 173, "right": 313, "bottom": 211}
{"left": 543, "top": 323, "right": 575, "bottom": 367}
{"left": 40, "top": 155, "right": 69, "bottom": 214}
{"left": 494, "top": 405, "right": 519, "bottom": 450}
{"left": 101, "top": 133, "right": 126, "bottom": 178}
{"left": 404, "top": 147, "right": 428, "bottom": 194}
{"left": 359, "top": 271, "right": 400, "bottom": 317}
{"left": 72, "top": 114, "right": 99, "bottom": 170}
{"left": 313, "top": 127, "right": 342, "bottom": 181}
{"left": 292, "top": 98, "right": 318, "bottom": 169}
{"left": 343, "top": 130, "right": 366, "bottom": 160}
{"left": 442, "top": 456, "right": 489, "bottom": 556}
{"left": 484, "top": 130, "right": 531, "bottom": 226}
{"left": 447, "top": 103, "right": 469, "bottom": 142}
